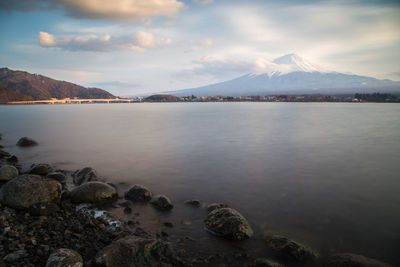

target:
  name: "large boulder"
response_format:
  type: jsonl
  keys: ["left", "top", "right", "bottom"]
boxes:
{"left": 263, "top": 234, "right": 318, "bottom": 262}
{"left": 150, "top": 195, "right": 173, "bottom": 210}
{"left": 325, "top": 253, "right": 394, "bottom": 267}
{"left": 204, "top": 208, "right": 253, "bottom": 241}
{"left": 45, "top": 248, "right": 83, "bottom": 267}
{"left": 206, "top": 203, "right": 228, "bottom": 213}
{"left": 46, "top": 172, "right": 67, "bottom": 184}
{"left": 0, "top": 165, "right": 19, "bottom": 181}
{"left": 0, "top": 174, "right": 62, "bottom": 209}
{"left": 69, "top": 182, "right": 117, "bottom": 204}
{"left": 16, "top": 137, "right": 38, "bottom": 147}
{"left": 72, "top": 167, "right": 101, "bottom": 185}
{"left": 124, "top": 184, "right": 153, "bottom": 202}
{"left": 29, "top": 163, "right": 53, "bottom": 175}
{"left": 95, "top": 236, "right": 184, "bottom": 267}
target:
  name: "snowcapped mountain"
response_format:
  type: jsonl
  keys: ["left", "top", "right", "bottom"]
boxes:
{"left": 168, "top": 54, "right": 400, "bottom": 96}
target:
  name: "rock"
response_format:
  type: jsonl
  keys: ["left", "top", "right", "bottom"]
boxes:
{"left": 29, "top": 163, "right": 53, "bottom": 175}
{"left": 253, "top": 258, "right": 285, "bottom": 267}
{"left": 263, "top": 234, "right": 318, "bottom": 262}
{"left": 204, "top": 208, "right": 253, "bottom": 241}
{"left": 0, "top": 150, "right": 11, "bottom": 158}
{"left": 164, "top": 222, "right": 173, "bottom": 228}
{"left": 72, "top": 167, "right": 100, "bottom": 185}
{"left": 45, "top": 248, "right": 83, "bottom": 267}
{"left": 95, "top": 236, "right": 184, "bottom": 267}
{"left": 46, "top": 172, "right": 67, "bottom": 184}
{"left": 325, "top": 253, "right": 394, "bottom": 267}
{"left": 0, "top": 174, "right": 62, "bottom": 209}
{"left": 124, "top": 184, "right": 153, "bottom": 202}
{"left": 16, "top": 137, "right": 38, "bottom": 147}
{"left": 6, "top": 155, "right": 18, "bottom": 164}
{"left": 150, "top": 195, "right": 173, "bottom": 210}
{"left": 0, "top": 165, "right": 19, "bottom": 181}
{"left": 69, "top": 182, "right": 117, "bottom": 204}
{"left": 206, "top": 203, "right": 228, "bottom": 212}
{"left": 3, "top": 250, "right": 29, "bottom": 262}
{"left": 184, "top": 199, "right": 201, "bottom": 206}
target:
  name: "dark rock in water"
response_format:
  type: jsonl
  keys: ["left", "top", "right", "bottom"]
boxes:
{"left": 0, "top": 174, "right": 62, "bottom": 209}
{"left": 204, "top": 208, "right": 253, "bottom": 241}
{"left": 263, "top": 234, "right": 318, "bottom": 262}
{"left": 72, "top": 167, "right": 101, "bottom": 185}
{"left": 69, "top": 182, "right": 117, "bottom": 204}
{"left": 325, "top": 253, "right": 394, "bottom": 267}
{"left": 6, "top": 155, "right": 18, "bottom": 164}
{"left": 0, "top": 149, "right": 11, "bottom": 158}
{"left": 0, "top": 165, "right": 19, "bottom": 181}
{"left": 252, "top": 258, "right": 285, "bottom": 267}
{"left": 46, "top": 172, "right": 67, "bottom": 184}
{"left": 150, "top": 195, "right": 174, "bottom": 210}
{"left": 123, "top": 206, "right": 132, "bottom": 214}
{"left": 124, "top": 184, "right": 153, "bottom": 202}
{"left": 184, "top": 199, "right": 201, "bottom": 206}
{"left": 29, "top": 163, "right": 53, "bottom": 175}
{"left": 95, "top": 236, "right": 185, "bottom": 267}
{"left": 206, "top": 203, "right": 228, "bottom": 212}
{"left": 16, "top": 137, "right": 38, "bottom": 147}
{"left": 0, "top": 144, "right": 3, "bottom": 148}
{"left": 46, "top": 248, "right": 83, "bottom": 267}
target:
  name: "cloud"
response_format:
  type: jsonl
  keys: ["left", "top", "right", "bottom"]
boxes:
{"left": 0, "top": 0, "right": 185, "bottom": 21}
{"left": 186, "top": 39, "right": 213, "bottom": 52}
{"left": 39, "top": 31, "right": 172, "bottom": 52}
{"left": 193, "top": 0, "right": 214, "bottom": 4}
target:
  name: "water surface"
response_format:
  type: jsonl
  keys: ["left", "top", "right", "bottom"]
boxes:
{"left": 1, "top": 103, "right": 399, "bottom": 265}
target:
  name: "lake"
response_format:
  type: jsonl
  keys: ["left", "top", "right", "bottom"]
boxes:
{"left": 1, "top": 102, "right": 399, "bottom": 265}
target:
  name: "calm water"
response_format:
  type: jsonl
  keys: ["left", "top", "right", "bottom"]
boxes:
{"left": 1, "top": 103, "right": 400, "bottom": 265}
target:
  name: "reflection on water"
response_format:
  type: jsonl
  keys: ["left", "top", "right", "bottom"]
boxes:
{"left": 1, "top": 103, "right": 400, "bottom": 265}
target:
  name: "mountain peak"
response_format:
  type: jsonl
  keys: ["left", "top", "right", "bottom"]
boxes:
{"left": 273, "top": 53, "right": 324, "bottom": 72}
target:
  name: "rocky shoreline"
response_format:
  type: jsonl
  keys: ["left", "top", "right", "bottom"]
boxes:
{"left": 0, "top": 134, "right": 396, "bottom": 267}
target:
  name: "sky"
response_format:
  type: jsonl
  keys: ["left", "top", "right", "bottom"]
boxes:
{"left": 0, "top": 0, "right": 399, "bottom": 96}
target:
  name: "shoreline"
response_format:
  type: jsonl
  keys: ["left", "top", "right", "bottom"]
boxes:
{"left": 0, "top": 134, "right": 397, "bottom": 267}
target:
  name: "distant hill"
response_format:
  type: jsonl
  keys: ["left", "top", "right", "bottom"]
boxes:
{"left": 146, "top": 94, "right": 179, "bottom": 102}
{"left": 0, "top": 68, "right": 115, "bottom": 103}
{"left": 167, "top": 54, "right": 400, "bottom": 96}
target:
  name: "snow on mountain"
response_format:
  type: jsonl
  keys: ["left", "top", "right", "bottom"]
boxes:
{"left": 167, "top": 54, "right": 400, "bottom": 96}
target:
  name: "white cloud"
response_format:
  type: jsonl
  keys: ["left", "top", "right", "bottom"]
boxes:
{"left": 193, "top": 0, "right": 214, "bottom": 4}
{"left": 0, "top": 0, "right": 185, "bottom": 21}
{"left": 39, "top": 31, "right": 171, "bottom": 52}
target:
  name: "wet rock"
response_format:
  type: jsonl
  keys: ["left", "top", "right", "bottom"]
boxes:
{"left": 95, "top": 236, "right": 184, "bottom": 267}
{"left": 204, "top": 208, "right": 253, "bottom": 241}
{"left": 325, "top": 253, "right": 394, "bottom": 267}
{"left": 206, "top": 203, "right": 228, "bottom": 213}
{"left": 124, "top": 184, "right": 152, "bottom": 202}
{"left": 45, "top": 248, "right": 83, "bottom": 267}
{"left": 150, "top": 195, "right": 173, "bottom": 210}
{"left": 29, "top": 163, "right": 53, "bottom": 175}
{"left": 3, "top": 250, "right": 29, "bottom": 262}
{"left": 123, "top": 207, "right": 132, "bottom": 214}
{"left": 6, "top": 155, "right": 18, "bottom": 164}
{"left": 184, "top": 199, "right": 201, "bottom": 206}
{"left": 0, "top": 150, "right": 11, "bottom": 158}
{"left": 29, "top": 203, "right": 60, "bottom": 216}
{"left": 0, "top": 174, "right": 62, "bottom": 209}
{"left": 263, "top": 234, "right": 318, "bottom": 262}
{"left": 0, "top": 165, "right": 19, "bottom": 181}
{"left": 72, "top": 167, "right": 100, "bottom": 185}
{"left": 46, "top": 172, "right": 67, "bottom": 184}
{"left": 69, "top": 182, "right": 117, "bottom": 204}
{"left": 253, "top": 258, "right": 285, "bottom": 267}
{"left": 16, "top": 137, "right": 38, "bottom": 147}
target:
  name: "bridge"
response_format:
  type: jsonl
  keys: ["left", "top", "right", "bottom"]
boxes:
{"left": 7, "top": 98, "right": 136, "bottom": 104}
